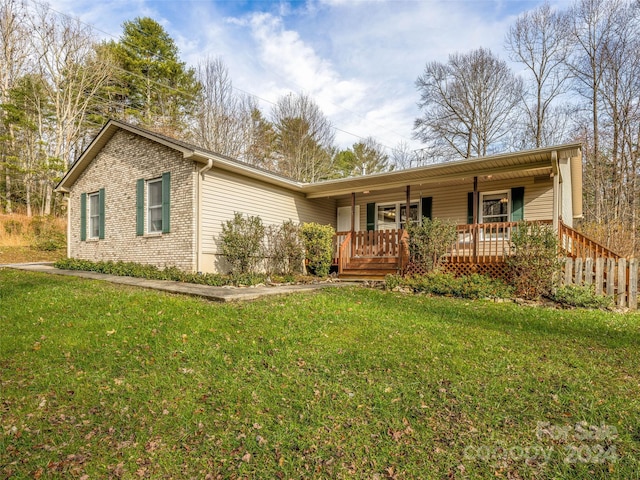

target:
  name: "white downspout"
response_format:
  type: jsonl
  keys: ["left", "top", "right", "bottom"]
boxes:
{"left": 551, "top": 150, "right": 559, "bottom": 231}
{"left": 196, "top": 159, "right": 213, "bottom": 273}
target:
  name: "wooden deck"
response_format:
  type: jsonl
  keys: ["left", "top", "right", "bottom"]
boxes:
{"left": 332, "top": 220, "right": 620, "bottom": 279}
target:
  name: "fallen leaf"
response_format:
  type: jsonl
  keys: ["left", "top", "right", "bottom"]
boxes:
{"left": 106, "top": 330, "right": 116, "bottom": 336}
{"left": 241, "top": 452, "right": 252, "bottom": 463}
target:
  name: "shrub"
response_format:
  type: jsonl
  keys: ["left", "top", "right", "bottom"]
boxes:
{"left": 384, "top": 274, "right": 402, "bottom": 290}
{"left": 53, "top": 258, "right": 269, "bottom": 286}
{"left": 507, "top": 222, "right": 561, "bottom": 300}
{"left": 406, "top": 218, "right": 457, "bottom": 272}
{"left": 552, "top": 285, "right": 613, "bottom": 309}
{"left": 392, "top": 272, "right": 513, "bottom": 299}
{"left": 300, "top": 222, "right": 335, "bottom": 277}
{"left": 3, "top": 219, "right": 22, "bottom": 235}
{"left": 264, "top": 220, "right": 305, "bottom": 275}
{"left": 31, "top": 216, "right": 66, "bottom": 251}
{"left": 220, "top": 212, "right": 265, "bottom": 274}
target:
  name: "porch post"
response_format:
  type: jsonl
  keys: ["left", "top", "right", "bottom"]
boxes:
{"left": 405, "top": 185, "right": 410, "bottom": 230}
{"left": 350, "top": 192, "right": 356, "bottom": 256}
{"left": 473, "top": 176, "right": 478, "bottom": 263}
{"left": 350, "top": 192, "right": 356, "bottom": 233}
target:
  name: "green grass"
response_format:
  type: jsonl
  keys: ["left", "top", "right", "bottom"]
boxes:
{"left": 1, "top": 269, "right": 639, "bottom": 479}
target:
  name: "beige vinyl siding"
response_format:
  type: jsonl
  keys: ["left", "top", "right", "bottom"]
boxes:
{"left": 336, "top": 176, "right": 553, "bottom": 230}
{"left": 200, "top": 168, "right": 335, "bottom": 273}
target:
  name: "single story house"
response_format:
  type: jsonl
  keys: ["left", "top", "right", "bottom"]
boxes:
{"left": 56, "top": 120, "right": 587, "bottom": 277}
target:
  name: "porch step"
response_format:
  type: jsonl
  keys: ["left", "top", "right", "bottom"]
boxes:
{"left": 348, "top": 256, "right": 398, "bottom": 265}
{"left": 339, "top": 256, "right": 400, "bottom": 279}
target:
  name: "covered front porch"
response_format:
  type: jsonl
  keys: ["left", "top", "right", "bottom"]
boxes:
{"left": 300, "top": 143, "right": 586, "bottom": 278}
{"left": 332, "top": 221, "right": 549, "bottom": 279}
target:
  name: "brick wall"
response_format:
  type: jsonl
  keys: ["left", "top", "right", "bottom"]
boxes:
{"left": 68, "top": 130, "right": 197, "bottom": 271}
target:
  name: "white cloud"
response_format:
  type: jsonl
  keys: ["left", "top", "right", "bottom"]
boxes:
{"left": 45, "top": 0, "right": 571, "bottom": 153}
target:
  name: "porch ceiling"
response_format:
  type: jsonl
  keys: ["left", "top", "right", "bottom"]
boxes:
{"left": 327, "top": 167, "right": 554, "bottom": 201}
{"left": 303, "top": 143, "right": 579, "bottom": 199}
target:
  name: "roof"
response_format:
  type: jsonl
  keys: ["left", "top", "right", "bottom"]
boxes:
{"left": 55, "top": 120, "right": 304, "bottom": 193}
{"left": 56, "top": 120, "right": 581, "bottom": 199}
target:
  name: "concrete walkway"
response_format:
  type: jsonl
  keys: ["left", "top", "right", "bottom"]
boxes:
{"left": 2, "top": 263, "right": 358, "bottom": 302}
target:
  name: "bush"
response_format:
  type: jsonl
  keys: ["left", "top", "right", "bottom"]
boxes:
{"left": 384, "top": 274, "right": 402, "bottom": 290}
{"left": 552, "top": 285, "right": 613, "bottom": 309}
{"left": 3, "top": 219, "right": 22, "bottom": 235}
{"left": 507, "top": 222, "right": 561, "bottom": 300}
{"left": 53, "top": 258, "right": 269, "bottom": 286}
{"left": 300, "top": 222, "right": 335, "bottom": 277}
{"left": 264, "top": 220, "right": 305, "bottom": 275}
{"left": 220, "top": 212, "right": 265, "bottom": 275}
{"left": 406, "top": 218, "right": 457, "bottom": 272}
{"left": 31, "top": 216, "right": 66, "bottom": 251}
{"left": 388, "top": 272, "right": 513, "bottom": 300}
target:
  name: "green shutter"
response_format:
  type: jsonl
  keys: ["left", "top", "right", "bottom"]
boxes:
{"left": 80, "top": 193, "right": 87, "bottom": 241}
{"left": 162, "top": 172, "right": 171, "bottom": 233}
{"left": 467, "top": 192, "right": 474, "bottom": 224}
{"left": 98, "top": 188, "right": 106, "bottom": 239}
{"left": 366, "top": 202, "right": 375, "bottom": 231}
{"left": 421, "top": 197, "right": 432, "bottom": 220}
{"left": 136, "top": 179, "right": 144, "bottom": 236}
{"left": 511, "top": 187, "right": 525, "bottom": 221}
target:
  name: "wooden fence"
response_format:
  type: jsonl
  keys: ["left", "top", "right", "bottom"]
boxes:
{"left": 562, "top": 257, "right": 638, "bottom": 310}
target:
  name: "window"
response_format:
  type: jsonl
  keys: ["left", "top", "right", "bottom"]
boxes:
{"left": 377, "top": 204, "right": 397, "bottom": 230}
{"left": 376, "top": 202, "right": 419, "bottom": 230}
{"left": 89, "top": 192, "right": 100, "bottom": 238}
{"left": 147, "top": 178, "right": 163, "bottom": 233}
{"left": 480, "top": 191, "right": 510, "bottom": 240}
{"left": 399, "top": 203, "right": 419, "bottom": 229}
{"left": 137, "top": 172, "right": 170, "bottom": 236}
{"left": 480, "top": 192, "right": 509, "bottom": 224}
{"left": 80, "top": 189, "right": 104, "bottom": 241}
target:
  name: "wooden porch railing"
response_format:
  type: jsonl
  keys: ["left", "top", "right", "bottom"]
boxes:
{"left": 448, "top": 221, "right": 553, "bottom": 264}
{"left": 334, "top": 220, "right": 619, "bottom": 268}
{"left": 337, "top": 232, "right": 351, "bottom": 275}
{"left": 558, "top": 221, "right": 620, "bottom": 260}
{"left": 351, "top": 229, "right": 405, "bottom": 257}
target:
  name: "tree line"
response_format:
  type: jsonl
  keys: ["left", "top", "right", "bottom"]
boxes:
{"left": 414, "top": 0, "right": 640, "bottom": 254}
{"left": 1, "top": 0, "right": 638, "bottom": 254}
{"left": 0, "top": 2, "right": 391, "bottom": 217}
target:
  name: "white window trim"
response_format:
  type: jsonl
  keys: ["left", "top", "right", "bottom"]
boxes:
{"left": 479, "top": 190, "right": 511, "bottom": 241}
{"left": 375, "top": 200, "right": 420, "bottom": 230}
{"left": 147, "top": 178, "right": 163, "bottom": 234}
{"left": 88, "top": 192, "right": 100, "bottom": 239}
{"left": 479, "top": 190, "right": 510, "bottom": 224}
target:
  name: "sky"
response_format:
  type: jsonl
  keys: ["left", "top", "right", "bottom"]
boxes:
{"left": 46, "top": 0, "right": 572, "bottom": 153}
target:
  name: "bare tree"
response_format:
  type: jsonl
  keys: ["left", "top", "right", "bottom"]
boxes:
{"left": 0, "top": 0, "right": 30, "bottom": 213}
{"left": 271, "top": 92, "right": 335, "bottom": 182}
{"left": 244, "top": 107, "right": 277, "bottom": 170}
{"left": 192, "top": 57, "right": 254, "bottom": 160}
{"left": 506, "top": 2, "right": 572, "bottom": 148}
{"left": 391, "top": 141, "right": 420, "bottom": 170}
{"left": 413, "top": 47, "right": 523, "bottom": 160}
{"left": 29, "top": 4, "right": 114, "bottom": 214}
{"left": 568, "top": 0, "right": 622, "bottom": 222}
{"left": 596, "top": 2, "right": 640, "bottom": 248}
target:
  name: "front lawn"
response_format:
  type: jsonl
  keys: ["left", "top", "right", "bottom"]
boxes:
{"left": 1, "top": 269, "right": 639, "bottom": 478}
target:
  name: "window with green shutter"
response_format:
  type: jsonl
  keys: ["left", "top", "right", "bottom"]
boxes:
{"left": 161, "top": 172, "right": 171, "bottom": 233}
{"left": 137, "top": 173, "right": 171, "bottom": 235}
{"left": 421, "top": 197, "right": 432, "bottom": 220}
{"left": 80, "top": 193, "right": 87, "bottom": 241}
{"left": 510, "top": 187, "right": 525, "bottom": 221}
{"left": 136, "top": 179, "right": 144, "bottom": 236}
{"left": 99, "top": 188, "right": 105, "bottom": 239}
{"left": 366, "top": 202, "right": 375, "bottom": 231}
